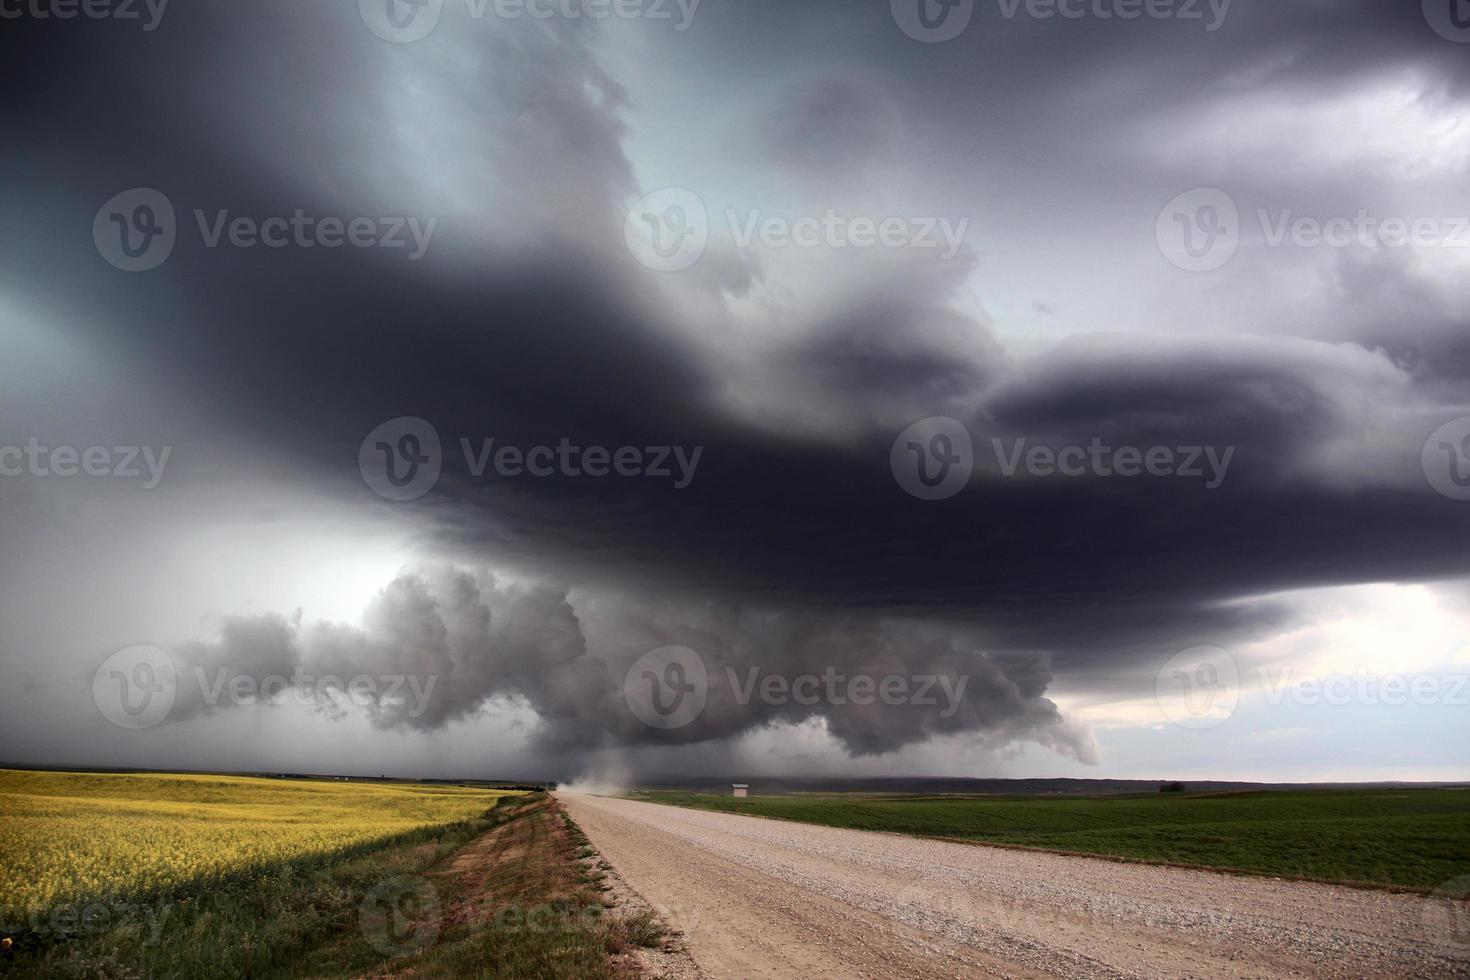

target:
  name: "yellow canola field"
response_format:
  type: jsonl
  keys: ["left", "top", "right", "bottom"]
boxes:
{"left": 0, "top": 769, "right": 516, "bottom": 916}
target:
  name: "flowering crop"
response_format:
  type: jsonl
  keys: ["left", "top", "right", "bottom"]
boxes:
{"left": 0, "top": 769, "right": 516, "bottom": 918}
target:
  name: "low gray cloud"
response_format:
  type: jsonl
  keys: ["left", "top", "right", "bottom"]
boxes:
{"left": 161, "top": 566, "right": 1096, "bottom": 767}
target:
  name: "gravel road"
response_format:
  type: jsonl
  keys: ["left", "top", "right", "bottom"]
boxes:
{"left": 558, "top": 793, "right": 1469, "bottom": 980}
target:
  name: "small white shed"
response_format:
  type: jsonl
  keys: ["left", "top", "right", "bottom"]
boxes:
{"left": 731, "top": 783, "right": 749, "bottom": 798}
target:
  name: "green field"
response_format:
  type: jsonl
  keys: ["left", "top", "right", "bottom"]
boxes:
{"left": 637, "top": 788, "right": 1470, "bottom": 889}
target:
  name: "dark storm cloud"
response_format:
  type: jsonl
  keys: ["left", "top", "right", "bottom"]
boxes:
{"left": 3, "top": 0, "right": 1469, "bottom": 772}
{"left": 1319, "top": 247, "right": 1470, "bottom": 388}
{"left": 769, "top": 251, "right": 1003, "bottom": 427}
{"left": 672, "top": 0, "right": 1470, "bottom": 186}
{"left": 158, "top": 565, "right": 1096, "bottom": 764}
{"left": 757, "top": 74, "right": 904, "bottom": 180}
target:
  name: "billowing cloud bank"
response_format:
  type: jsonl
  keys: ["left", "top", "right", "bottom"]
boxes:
{"left": 168, "top": 566, "right": 1097, "bottom": 765}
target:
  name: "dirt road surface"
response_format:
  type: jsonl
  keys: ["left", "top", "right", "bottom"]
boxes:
{"left": 558, "top": 793, "right": 1469, "bottom": 979}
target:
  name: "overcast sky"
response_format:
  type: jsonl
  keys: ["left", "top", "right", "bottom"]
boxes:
{"left": 2, "top": 0, "right": 1468, "bottom": 783}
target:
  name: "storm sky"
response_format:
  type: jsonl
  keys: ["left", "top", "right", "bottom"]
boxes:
{"left": 2, "top": 0, "right": 1468, "bottom": 782}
